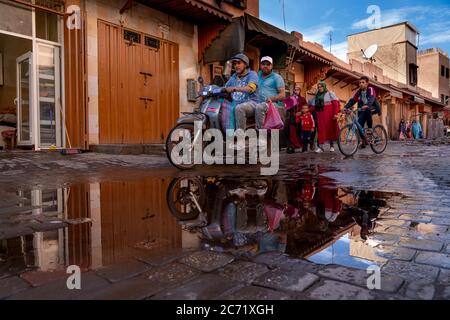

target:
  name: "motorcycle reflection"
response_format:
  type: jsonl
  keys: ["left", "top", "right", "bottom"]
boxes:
{"left": 166, "top": 175, "right": 387, "bottom": 258}
{"left": 166, "top": 177, "right": 287, "bottom": 256}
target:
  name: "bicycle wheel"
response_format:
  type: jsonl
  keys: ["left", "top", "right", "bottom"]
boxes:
{"left": 338, "top": 124, "right": 360, "bottom": 157}
{"left": 370, "top": 125, "right": 388, "bottom": 154}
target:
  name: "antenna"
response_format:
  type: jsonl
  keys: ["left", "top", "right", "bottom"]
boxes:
{"left": 329, "top": 31, "right": 333, "bottom": 53}
{"left": 362, "top": 44, "right": 378, "bottom": 63}
{"left": 280, "top": 0, "right": 287, "bottom": 31}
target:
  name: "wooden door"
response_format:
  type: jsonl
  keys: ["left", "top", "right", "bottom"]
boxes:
{"left": 99, "top": 178, "right": 182, "bottom": 266}
{"left": 98, "top": 20, "right": 179, "bottom": 144}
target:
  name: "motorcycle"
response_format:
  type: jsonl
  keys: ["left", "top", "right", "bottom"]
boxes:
{"left": 165, "top": 77, "right": 257, "bottom": 170}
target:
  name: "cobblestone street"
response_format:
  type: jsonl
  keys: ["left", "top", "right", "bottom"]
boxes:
{"left": 1, "top": 141, "right": 450, "bottom": 300}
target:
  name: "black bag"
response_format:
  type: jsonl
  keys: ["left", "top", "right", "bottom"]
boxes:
{"left": 372, "top": 99, "right": 382, "bottom": 116}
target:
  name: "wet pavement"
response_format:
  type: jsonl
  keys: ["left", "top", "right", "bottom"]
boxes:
{"left": 0, "top": 140, "right": 450, "bottom": 300}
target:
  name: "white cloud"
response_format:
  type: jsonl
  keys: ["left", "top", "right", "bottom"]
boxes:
{"left": 332, "top": 41, "right": 349, "bottom": 62}
{"left": 303, "top": 25, "right": 334, "bottom": 44}
{"left": 322, "top": 8, "right": 336, "bottom": 20}
{"left": 421, "top": 31, "right": 450, "bottom": 45}
{"left": 351, "top": 6, "right": 450, "bottom": 31}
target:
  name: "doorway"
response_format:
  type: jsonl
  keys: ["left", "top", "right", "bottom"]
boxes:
{"left": 0, "top": 0, "right": 63, "bottom": 150}
{"left": 98, "top": 20, "right": 179, "bottom": 145}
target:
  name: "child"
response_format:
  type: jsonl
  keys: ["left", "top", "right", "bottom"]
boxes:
{"left": 296, "top": 105, "right": 315, "bottom": 153}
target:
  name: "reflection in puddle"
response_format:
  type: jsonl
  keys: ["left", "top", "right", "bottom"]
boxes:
{"left": 1, "top": 173, "right": 398, "bottom": 280}
{"left": 168, "top": 176, "right": 394, "bottom": 269}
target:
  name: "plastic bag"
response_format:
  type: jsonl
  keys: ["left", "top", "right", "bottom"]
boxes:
{"left": 263, "top": 102, "right": 284, "bottom": 130}
{"left": 264, "top": 200, "right": 285, "bottom": 232}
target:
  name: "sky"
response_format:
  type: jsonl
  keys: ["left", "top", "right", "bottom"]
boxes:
{"left": 260, "top": 0, "right": 450, "bottom": 62}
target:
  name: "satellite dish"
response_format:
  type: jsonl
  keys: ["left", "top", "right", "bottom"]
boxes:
{"left": 362, "top": 44, "right": 378, "bottom": 62}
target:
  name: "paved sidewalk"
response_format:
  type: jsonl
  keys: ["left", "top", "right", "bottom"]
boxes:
{"left": 0, "top": 141, "right": 449, "bottom": 300}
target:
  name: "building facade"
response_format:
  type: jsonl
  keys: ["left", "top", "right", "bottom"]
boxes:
{"left": 346, "top": 22, "right": 445, "bottom": 140}
{"left": 0, "top": 0, "right": 257, "bottom": 151}
{"left": 418, "top": 48, "right": 450, "bottom": 106}
{"left": 348, "top": 22, "right": 419, "bottom": 91}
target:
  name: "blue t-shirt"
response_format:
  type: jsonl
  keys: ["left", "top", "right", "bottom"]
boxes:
{"left": 257, "top": 71, "right": 285, "bottom": 105}
{"left": 225, "top": 70, "right": 259, "bottom": 104}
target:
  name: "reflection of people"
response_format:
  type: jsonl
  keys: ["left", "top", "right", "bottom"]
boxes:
{"left": 351, "top": 191, "right": 382, "bottom": 240}
{"left": 308, "top": 82, "right": 340, "bottom": 153}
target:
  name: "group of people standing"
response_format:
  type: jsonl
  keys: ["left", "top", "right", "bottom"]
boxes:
{"left": 286, "top": 81, "right": 341, "bottom": 153}
{"left": 223, "top": 53, "right": 380, "bottom": 153}
{"left": 398, "top": 118, "right": 423, "bottom": 140}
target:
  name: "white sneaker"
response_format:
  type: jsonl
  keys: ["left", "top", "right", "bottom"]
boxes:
{"left": 330, "top": 147, "right": 335, "bottom": 152}
{"left": 315, "top": 148, "right": 324, "bottom": 153}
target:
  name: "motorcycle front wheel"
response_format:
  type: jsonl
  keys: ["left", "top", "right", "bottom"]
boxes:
{"left": 166, "top": 178, "right": 206, "bottom": 221}
{"left": 166, "top": 123, "right": 199, "bottom": 170}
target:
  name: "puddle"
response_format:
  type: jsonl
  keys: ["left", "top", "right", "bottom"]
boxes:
{"left": 0, "top": 174, "right": 401, "bottom": 279}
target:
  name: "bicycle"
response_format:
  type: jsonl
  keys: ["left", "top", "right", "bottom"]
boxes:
{"left": 337, "top": 109, "right": 388, "bottom": 157}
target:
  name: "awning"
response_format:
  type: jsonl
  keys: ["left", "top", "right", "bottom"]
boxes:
{"left": 298, "top": 48, "right": 332, "bottom": 65}
{"left": 387, "top": 89, "right": 403, "bottom": 99}
{"left": 329, "top": 65, "right": 394, "bottom": 94}
{"left": 331, "top": 65, "right": 360, "bottom": 78}
{"left": 412, "top": 96, "right": 425, "bottom": 104}
{"left": 245, "top": 14, "right": 300, "bottom": 49}
{"left": 203, "top": 14, "right": 300, "bottom": 64}
{"left": 137, "top": 0, "right": 233, "bottom": 23}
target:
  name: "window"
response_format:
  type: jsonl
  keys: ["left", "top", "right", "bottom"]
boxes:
{"left": 124, "top": 30, "right": 141, "bottom": 44}
{"left": 0, "top": 0, "right": 32, "bottom": 36}
{"left": 446, "top": 68, "right": 449, "bottom": 79}
{"left": 441, "top": 65, "right": 446, "bottom": 77}
{"left": 145, "top": 36, "right": 160, "bottom": 49}
{"left": 409, "top": 64, "right": 418, "bottom": 86}
{"left": 442, "top": 94, "right": 445, "bottom": 103}
{"left": 36, "top": 9, "right": 60, "bottom": 42}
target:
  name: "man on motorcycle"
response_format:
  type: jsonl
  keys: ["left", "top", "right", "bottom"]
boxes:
{"left": 224, "top": 53, "right": 259, "bottom": 114}
{"left": 343, "top": 76, "right": 381, "bottom": 147}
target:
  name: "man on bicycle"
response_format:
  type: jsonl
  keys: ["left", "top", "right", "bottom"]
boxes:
{"left": 344, "top": 76, "right": 381, "bottom": 147}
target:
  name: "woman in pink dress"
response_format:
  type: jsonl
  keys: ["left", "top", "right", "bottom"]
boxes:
{"left": 308, "top": 82, "right": 341, "bottom": 153}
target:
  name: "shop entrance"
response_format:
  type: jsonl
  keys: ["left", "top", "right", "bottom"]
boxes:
{"left": 0, "top": 0, "right": 63, "bottom": 150}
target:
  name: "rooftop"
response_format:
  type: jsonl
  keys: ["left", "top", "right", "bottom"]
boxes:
{"left": 347, "top": 21, "right": 419, "bottom": 38}
{"left": 418, "top": 48, "right": 448, "bottom": 57}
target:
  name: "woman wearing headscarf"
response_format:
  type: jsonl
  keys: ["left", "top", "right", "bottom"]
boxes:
{"left": 411, "top": 120, "right": 423, "bottom": 140}
{"left": 398, "top": 118, "right": 407, "bottom": 140}
{"left": 308, "top": 82, "right": 341, "bottom": 153}
{"left": 284, "top": 85, "right": 307, "bottom": 153}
